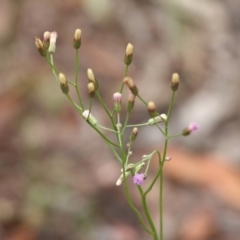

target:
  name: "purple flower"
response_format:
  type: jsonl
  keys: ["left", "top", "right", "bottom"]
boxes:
{"left": 188, "top": 122, "right": 200, "bottom": 131}
{"left": 182, "top": 122, "right": 200, "bottom": 136}
{"left": 133, "top": 173, "right": 145, "bottom": 185}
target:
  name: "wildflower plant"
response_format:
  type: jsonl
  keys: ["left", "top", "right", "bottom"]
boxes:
{"left": 35, "top": 29, "right": 199, "bottom": 240}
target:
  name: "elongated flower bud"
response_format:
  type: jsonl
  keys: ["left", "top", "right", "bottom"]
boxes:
{"left": 82, "top": 110, "right": 98, "bottom": 126}
{"left": 130, "top": 127, "right": 138, "bottom": 142}
{"left": 113, "top": 92, "right": 122, "bottom": 113}
{"left": 35, "top": 37, "right": 47, "bottom": 57}
{"left": 127, "top": 91, "right": 135, "bottom": 112}
{"left": 124, "top": 43, "right": 134, "bottom": 65}
{"left": 171, "top": 73, "right": 179, "bottom": 91}
{"left": 48, "top": 31, "right": 58, "bottom": 54}
{"left": 123, "top": 77, "right": 138, "bottom": 96}
{"left": 59, "top": 73, "right": 69, "bottom": 94}
{"left": 73, "top": 29, "right": 82, "bottom": 49}
{"left": 43, "top": 31, "right": 51, "bottom": 50}
{"left": 87, "top": 68, "right": 98, "bottom": 89}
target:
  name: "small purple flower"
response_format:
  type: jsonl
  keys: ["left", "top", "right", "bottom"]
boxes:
{"left": 133, "top": 173, "right": 145, "bottom": 185}
{"left": 182, "top": 122, "right": 200, "bottom": 136}
{"left": 188, "top": 122, "right": 200, "bottom": 131}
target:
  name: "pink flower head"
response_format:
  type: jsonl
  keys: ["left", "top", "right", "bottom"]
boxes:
{"left": 48, "top": 31, "right": 58, "bottom": 53}
{"left": 50, "top": 31, "right": 58, "bottom": 44}
{"left": 182, "top": 122, "right": 200, "bottom": 136}
{"left": 188, "top": 122, "right": 200, "bottom": 132}
{"left": 113, "top": 92, "right": 122, "bottom": 103}
{"left": 133, "top": 173, "right": 145, "bottom": 185}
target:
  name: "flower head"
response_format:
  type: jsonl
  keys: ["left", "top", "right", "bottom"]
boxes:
{"left": 188, "top": 122, "right": 200, "bottom": 131}
{"left": 133, "top": 173, "right": 145, "bottom": 185}
{"left": 48, "top": 31, "right": 58, "bottom": 53}
{"left": 182, "top": 122, "right": 200, "bottom": 136}
{"left": 113, "top": 92, "right": 122, "bottom": 103}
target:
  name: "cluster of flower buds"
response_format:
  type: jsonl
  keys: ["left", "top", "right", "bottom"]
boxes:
{"left": 35, "top": 31, "right": 58, "bottom": 57}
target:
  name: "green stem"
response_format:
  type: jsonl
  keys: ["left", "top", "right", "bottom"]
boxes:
{"left": 49, "top": 54, "right": 60, "bottom": 85}
{"left": 138, "top": 186, "right": 158, "bottom": 240}
{"left": 120, "top": 64, "right": 129, "bottom": 93}
{"left": 75, "top": 49, "right": 84, "bottom": 109}
{"left": 137, "top": 94, "right": 148, "bottom": 106}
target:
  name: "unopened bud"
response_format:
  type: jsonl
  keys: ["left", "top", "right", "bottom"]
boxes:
{"left": 82, "top": 110, "right": 98, "bottom": 126}
{"left": 48, "top": 31, "right": 58, "bottom": 54}
{"left": 113, "top": 92, "right": 122, "bottom": 113}
{"left": 116, "top": 178, "right": 122, "bottom": 186}
{"left": 165, "top": 156, "right": 172, "bottom": 161}
{"left": 43, "top": 31, "right": 51, "bottom": 49}
{"left": 123, "top": 77, "right": 138, "bottom": 96}
{"left": 171, "top": 73, "right": 179, "bottom": 91}
{"left": 35, "top": 37, "right": 47, "bottom": 57}
{"left": 124, "top": 43, "right": 134, "bottom": 65}
{"left": 147, "top": 116, "right": 162, "bottom": 125}
{"left": 73, "top": 29, "right": 82, "bottom": 49}
{"left": 59, "top": 73, "right": 69, "bottom": 94}
{"left": 127, "top": 91, "right": 136, "bottom": 112}
{"left": 88, "top": 82, "right": 95, "bottom": 98}
{"left": 160, "top": 114, "right": 167, "bottom": 121}
{"left": 87, "top": 68, "right": 98, "bottom": 89}
{"left": 148, "top": 101, "right": 158, "bottom": 117}
{"left": 130, "top": 127, "right": 138, "bottom": 142}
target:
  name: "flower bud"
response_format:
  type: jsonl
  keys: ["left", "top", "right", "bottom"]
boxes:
{"left": 124, "top": 43, "right": 133, "bottom": 65}
{"left": 130, "top": 127, "right": 138, "bottom": 142}
{"left": 160, "top": 114, "right": 167, "bottom": 122}
{"left": 88, "top": 82, "right": 95, "bottom": 97}
{"left": 182, "top": 122, "right": 200, "bottom": 136}
{"left": 165, "top": 156, "right": 172, "bottom": 161}
{"left": 35, "top": 37, "right": 47, "bottom": 57}
{"left": 48, "top": 31, "right": 58, "bottom": 54}
{"left": 123, "top": 77, "right": 138, "bottom": 96}
{"left": 116, "top": 178, "right": 122, "bottom": 186}
{"left": 59, "top": 73, "right": 69, "bottom": 94}
{"left": 148, "top": 101, "right": 158, "bottom": 118}
{"left": 73, "top": 29, "right": 82, "bottom": 49}
{"left": 43, "top": 31, "right": 51, "bottom": 50}
{"left": 113, "top": 92, "right": 122, "bottom": 113}
{"left": 87, "top": 68, "right": 98, "bottom": 89}
{"left": 126, "top": 91, "right": 136, "bottom": 112}
{"left": 147, "top": 116, "right": 162, "bottom": 125}
{"left": 171, "top": 73, "right": 179, "bottom": 91}
{"left": 82, "top": 110, "right": 98, "bottom": 126}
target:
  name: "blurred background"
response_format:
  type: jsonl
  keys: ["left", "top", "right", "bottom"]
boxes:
{"left": 0, "top": 0, "right": 240, "bottom": 239}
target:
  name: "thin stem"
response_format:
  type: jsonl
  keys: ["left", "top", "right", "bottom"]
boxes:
{"left": 49, "top": 54, "right": 60, "bottom": 85}
{"left": 138, "top": 186, "right": 158, "bottom": 240}
{"left": 74, "top": 49, "right": 84, "bottom": 109}
{"left": 120, "top": 64, "right": 129, "bottom": 93}
{"left": 137, "top": 94, "right": 148, "bottom": 106}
